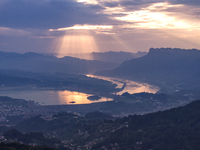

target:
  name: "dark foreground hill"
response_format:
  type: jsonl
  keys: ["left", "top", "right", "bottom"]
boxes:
{"left": 2, "top": 99, "right": 199, "bottom": 150}
{"left": 92, "top": 100, "right": 200, "bottom": 150}
{"left": 0, "top": 142, "right": 60, "bottom": 150}
{"left": 96, "top": 48, "right": 200, "bottom": 93}
{"left": 0, "top": 51, "right": 118, "bottom": 74}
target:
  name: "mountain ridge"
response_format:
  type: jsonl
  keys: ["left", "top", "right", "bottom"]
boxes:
{"left": 64, "top": 51, "right": 147, "bottom": 64}
{"left": 96, "top": 48, "right": 200, "bottom": 93}
{"left": 0, "top": 51, "right": 118, "bottom": 74}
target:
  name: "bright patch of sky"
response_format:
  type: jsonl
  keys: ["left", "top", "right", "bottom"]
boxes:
{"left": 50, "top": 25, "right": 113, "bottom": 31}
{"left": 77, "top": 0, "right": 98, "bottom": 4}
{"left": 115, "top": 2, "right": 199, "bottom": 30}
{"left": 75, "top": 1, "right": 200, "bottom": 31}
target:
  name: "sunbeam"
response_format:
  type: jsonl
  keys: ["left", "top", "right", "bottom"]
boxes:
{"left": 50, "top": 24, "right": 115, "bottom": 58}
{"left": 52, "top": 30, "right": 98, "bottom": 58}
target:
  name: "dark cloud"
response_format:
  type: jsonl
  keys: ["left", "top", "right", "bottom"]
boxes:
{"left": 120, "top": 0, "right": 161, "bottom": 6}
{"left": 101, "top": 0, "right": 200, "bottom": 12}
{"left": 102, "top": 0, "right": 164, "bottom": 11}
{"left": 103, "top": 2, "right": 119, "bottom": 8}
{"left": 168, "top": 0, "right": 200, "bottom": 6}
{"left": 117, "top": 0, "right": 200, "bottom": 7}
{"left": 0, "top": 0, "right": 109, "bottom": 29}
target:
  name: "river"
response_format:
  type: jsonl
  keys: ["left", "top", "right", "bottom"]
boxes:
{"left": 0, "top": 75, "right": 159, "bottom": 105}
{"left": 87, "top": 75, "right": 159, "bottom": 95}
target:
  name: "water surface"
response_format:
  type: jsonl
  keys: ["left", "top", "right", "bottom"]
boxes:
{"left": 0, "top": 90, "right": 112, "bottom": 105}
{"left": 87, "top": 75, "right": 159, "bottom": 95}
{"left": 0, "top": 75, "right": 159, "bottom": 105}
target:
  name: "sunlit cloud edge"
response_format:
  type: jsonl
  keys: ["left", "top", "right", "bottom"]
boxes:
{"left": 49, "top": 24, "right": 113, "bottom": 32}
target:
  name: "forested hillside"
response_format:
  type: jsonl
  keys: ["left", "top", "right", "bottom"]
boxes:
{"left": 1, "top": 100, "right": 200, "bottom": 150}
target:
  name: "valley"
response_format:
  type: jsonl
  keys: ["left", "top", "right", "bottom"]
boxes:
{"left": 0, "top": 48, "right": 200, "bottom": 150}
{"left": 1, "top": 0, "right": 200, "bottom": 149}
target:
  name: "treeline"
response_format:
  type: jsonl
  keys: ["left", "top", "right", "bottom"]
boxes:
{"left": 92, "top": 100, "right": 200, "bottom": 150}
{"left": 0, "top": 142, "right": 59, "bottom": 150}
{"left": 3, "top": 129, "right": 61, "bottom": 148}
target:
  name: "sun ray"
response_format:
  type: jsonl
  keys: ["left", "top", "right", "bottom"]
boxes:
{"left": 50, "top": 24, "right": 114, "bottom": 58}
{"left": 56, "top": 34, "right": 98, "bottom": 58}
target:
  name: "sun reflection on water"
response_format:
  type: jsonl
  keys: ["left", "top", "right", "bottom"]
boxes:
{"left": 87, "top": 75, "right": 159, "bottom": 95}
{"left": 57, "top": 90, "right": 112, "bottom": 104}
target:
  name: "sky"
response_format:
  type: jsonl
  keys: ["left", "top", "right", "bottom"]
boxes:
{"left": 0, "top": 0, "right": 200, "bottom": 57}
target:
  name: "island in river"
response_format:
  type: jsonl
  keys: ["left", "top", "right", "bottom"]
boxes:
{"left": 0, "top": 72, "right": 160, "bottom": 105}
{"left": 87, "top": 95, "right": 101, "bottom": 101}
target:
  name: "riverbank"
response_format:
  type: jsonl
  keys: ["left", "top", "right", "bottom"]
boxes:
{"left": 0, "top": 75, "right": 159, "bottom": 105}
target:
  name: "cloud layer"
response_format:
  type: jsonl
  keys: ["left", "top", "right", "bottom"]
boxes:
{"left": 1, "top": 0, "right": 200, "bottom": 30}
{"left": 0, "top": 0, "right": 200, "bottom": 54}
{"left": 0, "top": 0, "right": 110, "bottom": 29}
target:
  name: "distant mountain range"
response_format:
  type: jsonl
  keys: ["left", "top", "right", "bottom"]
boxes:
{"left": 2, "top": 48, "right": 200, "bottom": 94}
{"left": 96, "top": 48, "right": 200, "bottom": 93}
{"left": 64, "top": 51, "right": 147, "bottom": 64}
{"left": 0, "top": 51, "right": 118, "bottom": 74}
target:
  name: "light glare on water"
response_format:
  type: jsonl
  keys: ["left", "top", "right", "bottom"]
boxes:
{"left": 0, "top": 90, "right": 112, "bottom": 105}
{"left": 0, "top": 75, "right": 159, "bottom": 105}
{"left": 87, "top": 75, "right": 159, "bottom": 95}
{"left": 57, "top": 91, "right": 111, "bottom": 104}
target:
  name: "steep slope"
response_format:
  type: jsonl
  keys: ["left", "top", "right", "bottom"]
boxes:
{"left": 0, "top": 51, "right": 118, "bottom": 74}
{"left": 97, "top": 48, "right": 200, "bottom": 92}
{"left": 92, "top": 100, "right": 200, "bottom": 150}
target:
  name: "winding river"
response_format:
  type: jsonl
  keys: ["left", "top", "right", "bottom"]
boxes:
{"left": 87, "top": 75, "right": 159, "bottom": 95}
{"left": 0, "top": 75, "right": 159, "bottom": 105}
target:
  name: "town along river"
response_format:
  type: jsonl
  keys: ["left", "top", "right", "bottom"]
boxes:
{"left": 0, "top": 76, "right": 159, "bottom": 105}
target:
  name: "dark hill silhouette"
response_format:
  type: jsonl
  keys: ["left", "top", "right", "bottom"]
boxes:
{"left": 93, "top": 99, "right": 200, "bottom": 150}
{"left": 96, "top": 48, "right": 200, "bottom": 93}
{"left": 66, "top": 51, "right": 147, "bottom": 64}
{"left": 11, "top": 99, "right": 200, "bottom": 150}
{"left": 0, "top": 51, "right": 118, "bottom": 74}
